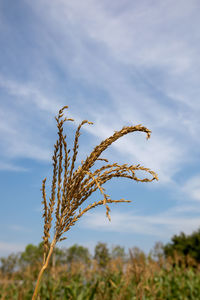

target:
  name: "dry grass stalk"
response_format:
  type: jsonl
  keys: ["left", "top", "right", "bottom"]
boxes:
{"left": 32, "top": 106, "right": 158, "bottom": 299}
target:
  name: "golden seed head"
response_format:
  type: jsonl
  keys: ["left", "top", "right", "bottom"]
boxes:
{"left": 41, "top": 105, "right": 158, "bottom": 246}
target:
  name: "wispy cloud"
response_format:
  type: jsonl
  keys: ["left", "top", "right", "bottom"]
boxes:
{"left": 0, "top": 162, "right": 27, "bottom": 172}
{"left": 9, "top": 224, "right": 32, "bottom": 233}
{"left": 0, "top": 75, "right": 61, "bottom": 114}
{"left": 0, "top": 241, "right": 25, "bottom": 256}
{"left": 181, "top": 175, "right": 200, "bottom": 202}
{"left": 0, "top": 0, "right": 199, "bottom": 183}
{"left": 81, "top": 209, "right": 200, "bottom": 239}
{"left": 0, "top": 77, "right": 58, "bottom": 168}
{"left": 19, "top": 0, "right": 199, "bottom": 184}
{"left": 0, "top": 1, "right": 199, "bottom": 183}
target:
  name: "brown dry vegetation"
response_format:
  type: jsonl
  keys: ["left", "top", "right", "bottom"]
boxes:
{"left": 32, "top": 105, "right": 158, "bottom": 298}
{"left": 1, "top": 249, "right": 200, "bottom": 299}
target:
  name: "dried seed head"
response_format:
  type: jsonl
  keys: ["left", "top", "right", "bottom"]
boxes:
{"left": 41, "top": 105, "right": 158, "bottom": 246}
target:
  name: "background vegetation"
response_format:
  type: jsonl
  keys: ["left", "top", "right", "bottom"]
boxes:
{"left": 1, "top": 229, "right": 200, "bottom": 299}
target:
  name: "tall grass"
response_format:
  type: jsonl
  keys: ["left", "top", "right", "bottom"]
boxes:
{"left": 1, "top": 250, "right": 200, "bottom": 299}
{"left": 32, "top": 106, "right": 158, "bottom": 299}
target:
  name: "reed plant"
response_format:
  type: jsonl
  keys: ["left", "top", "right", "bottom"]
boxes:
{"left": 32, "top": 106, "right": 158, "bottom": 299}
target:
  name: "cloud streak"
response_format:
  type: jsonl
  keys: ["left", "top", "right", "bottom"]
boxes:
{"left": 0, "top": 1, "right": 199, "bottom": 184}
{"left": 0, "top": 241, "right": 25, "bottom": 256}
{"left": 11, "top": 0, "right": 198, "bottom": 182}
{"left": 81, "top": 208, "right": 200, "bottom": 239}
{"left": 181, "top": 175, "right": 200, "bottom": 202}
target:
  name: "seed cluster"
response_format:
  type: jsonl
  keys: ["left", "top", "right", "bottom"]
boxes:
{"left": 41, "top": 106, "right": 158, "bottom": 261}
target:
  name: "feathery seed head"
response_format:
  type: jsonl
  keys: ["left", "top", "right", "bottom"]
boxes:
{"left": 41, "top": 106, "right": 158, "bottom": 246}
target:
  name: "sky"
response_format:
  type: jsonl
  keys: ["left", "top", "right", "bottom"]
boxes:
{"left": 0, "top": 0, "right": 200, "bottom": 257}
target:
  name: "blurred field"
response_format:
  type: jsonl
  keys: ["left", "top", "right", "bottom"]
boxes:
{"left": 1, "top": 243, "right": 200, "bottom": 300}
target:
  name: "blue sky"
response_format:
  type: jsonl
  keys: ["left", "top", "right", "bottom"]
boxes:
{"left": 0, "top": 0, "right": 200, "bottom": 256}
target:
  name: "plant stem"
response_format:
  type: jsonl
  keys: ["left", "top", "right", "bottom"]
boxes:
{"left": 32, "top": 235, "right": 57, "bottom": 300}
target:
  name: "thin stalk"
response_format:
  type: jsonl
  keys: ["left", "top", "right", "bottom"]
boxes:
{"left": 32, "top": 235, "right": 57, "bottom": 300}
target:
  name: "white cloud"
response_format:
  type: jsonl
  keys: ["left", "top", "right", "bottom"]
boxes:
{"left": 0, "top": 75, "right": 60, "bottom": 114}
{"left": 1, "top": 0, "right": 200, "bottom": 183}
{"left": 81, "top": 117, "right": 186, "bottom": 184}
{"left": 181, "top": 175, "right": 200, "bottom": 201}
{"left": 9, "top": 225, "right": 31, "bottom": 233}
{"left": 34, "top": 0, "right": 199, "bottom": 80}
{"left": 81, "top": 209, "right": 200, "bottom": 238}
{"left": 0, "top": 161, "right": 27, "bottom": 172}
{"left": 0, "top": 76, "right": 59, "bottom": 166}
{"left": 172, "top": 204, "right": 200, "bottom": 214}
{"left": 22, "top": 0, "right": 199, "bottom": 184}
{"left": 0, "top": 116, "right": 51, "bottom": 162}
{"left": 0, "top": 241, "right": 25, "bottom": 257}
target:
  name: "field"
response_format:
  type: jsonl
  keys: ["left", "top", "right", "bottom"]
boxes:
{"left": 1, "top": 246, "right": 200, "bottom": 300}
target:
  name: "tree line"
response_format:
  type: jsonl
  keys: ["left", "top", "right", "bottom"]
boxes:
{"left": 1, "top": 228, "right": 200, "bottom": 276}
{"left": 0, "top": 242, "right": 127, "bottom": 276}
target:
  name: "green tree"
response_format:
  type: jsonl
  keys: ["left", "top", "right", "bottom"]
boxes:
{"left": 20, "top": 243, "right": 43, "bottom": 268}
{"left": 150, "top": 241, "right": 164, "bottom": 261}
{"left": 111, "top": 245, "right": 126, "bottom": 260}
{"left": 94, "top": 242, "right": 110, "bottom": 268}
{"left": 19, "top": 242, "right": 66, "bottom": 269}
{"left": 164, "top": 229, "right": 200, "bottom": 264}
{"left": 0, "top": 253, "right": 19, "bottom": 276}
{"left": 66, "top": 244, "right": 91, "bottom": 265}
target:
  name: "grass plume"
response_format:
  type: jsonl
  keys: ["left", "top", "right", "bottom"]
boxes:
{"left": 32, "top": 106, "right": 158, "bottom": 299}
